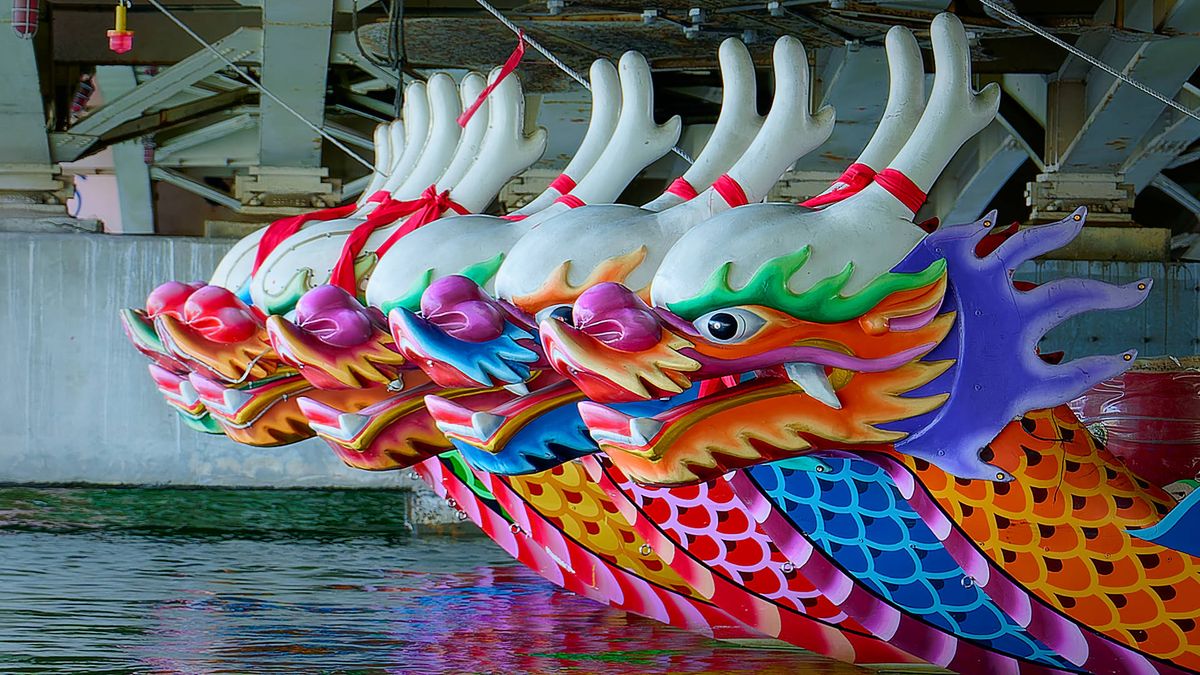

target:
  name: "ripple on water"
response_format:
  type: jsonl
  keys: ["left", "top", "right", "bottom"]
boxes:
{"left": 0, "top": 487, "right": 869, "bottom": 674}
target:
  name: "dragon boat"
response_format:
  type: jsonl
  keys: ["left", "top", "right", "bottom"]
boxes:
{"left": 123, "top": 13, "right": 1200, "bottom": 673}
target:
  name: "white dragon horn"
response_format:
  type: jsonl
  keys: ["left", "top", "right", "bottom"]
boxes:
{"left": 718, "top": 35, "right": 835, "bottom": 204}
{"left": 642, "top": 37, "right": 764, "bottom": 211}
{"left": 434, "top": 71, "right": 489, "bottom": 189}
{"left": 356, "top": 122, "right": 393, "bottom": 206}
{"left": 375, "top": 81, "right": 429, "bottom": 196}
{"left": 512, "top": 58, "right": 622, "bottom": 216}
{"left": 448, "top": 66, "right": 548, "bottom": 212}
{"left": 866, "top": 12, "right": 1000, "bottom": 214}
{"left": 394, "top": 72, "right": 463, "bottom": 197}
{"left": 562, "top": 51, "right": 682, "bottom": 205}
{"left": 855, "top": 25, "right": 926, "bottom": 171}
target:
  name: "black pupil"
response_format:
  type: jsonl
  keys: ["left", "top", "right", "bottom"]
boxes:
{"left": 706, "top": 313, "right": 738, "bottom": 340}
{"left": 550, "top": 306, "right": 574, "bottom": 325}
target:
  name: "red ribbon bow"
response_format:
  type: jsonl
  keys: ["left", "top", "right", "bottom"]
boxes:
{"left": 457, "top": 30, "right": 526, "bottom": 128}
{"left": 712, "top": 174, "right": 750, "bottom": 208}
{"left": 800, "top": 162, "right": 877, "bottom": 208}
{"left": 665, "top": 177, "right": 698, "bottom": 201}
{"left": 251, "top": 196, "right": 379, "bottom": 275}
{"left": 329, "top": 185, "right": 469, "bottom": 294}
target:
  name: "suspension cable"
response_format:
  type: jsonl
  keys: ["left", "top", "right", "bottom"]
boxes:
{"left": 145, "top": 0, "right": 382, "bottom": 174}
{"left": 978, "top": 0, "right": 1200, "bottom": 123}
{"left": 472, "top": 0, "right": 695, "bottom": 165}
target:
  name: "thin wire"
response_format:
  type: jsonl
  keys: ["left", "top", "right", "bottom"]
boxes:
{"left": 978, "top": 0, "right": 1200, "bottom": 123}
{"left": 145, "top": 0, "right": 382, "bottom": 174}
{"left": 472, "top": 0, "right": 695, "bottom": 164}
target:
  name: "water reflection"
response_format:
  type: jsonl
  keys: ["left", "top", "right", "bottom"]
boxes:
{"left": 0, "top": 488, "right": 866, "bottom": 673}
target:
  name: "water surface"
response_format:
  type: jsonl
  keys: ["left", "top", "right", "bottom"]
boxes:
{"left": 0, "top": 487, "right": 870, "bottom": 673}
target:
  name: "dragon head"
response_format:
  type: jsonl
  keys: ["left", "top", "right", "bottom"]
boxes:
{"left": 558, "top": 208, "right": 1150, "bottom": 487}
{"left": 265, "top": 284, "right": 409, "bottom": 390}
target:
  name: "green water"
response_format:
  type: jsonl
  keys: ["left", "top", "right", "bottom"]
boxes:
{"left": 0, "top": 487, "right": 867, "bottom": 674}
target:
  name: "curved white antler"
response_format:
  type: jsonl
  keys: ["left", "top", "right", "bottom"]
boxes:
{"left": 394, "top": 73, "right": 463, "bottom": 197}
{"left": 717, "top": 35, "right": 835, "bottom": 204}
{"left": 375, "top": 81, "right": 430, "bottom": 197}
{"left": 642, "top": 38, "right": 764, "bottom": 211}
{"left": 878, "top": 13, "right": 1000, "bottom": 198}
{"left": 562, "top": 51, "right": 682, "bottom": 205}
{"left": 434, "top": 72, "right": 488, "bottom": 189}
{"left": 448, "top": 67, "right": 548, "bottom": 212}
{"left": 512, "top": 59, "right": 622, "bottom": 216}
{"left": 357, "top": 122, "right": 393, "bottom": 205}
{"left": 855, "top": 25, "right": 926, "bottom": 171}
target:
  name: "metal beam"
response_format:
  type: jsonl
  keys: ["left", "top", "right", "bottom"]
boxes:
{"left": 806, "top": 43, "right": 890, "bottom": 173}
{"left": 97, "top": 67, "right": 155, "bottom": 234}
{"left": 258, "top": 1, "right": 335, "bottom": 168}
{"left": 150, "top": 167, "right": 242, "bottom": 211}
{"left": 926, "top": 121, "right": 1028, "bottom": 225}
{"left": 0, "top": 4, "right": 51, "bottom": 167}
{"left": 156, "top": 113, "right": 258, "bottom": 160}
{"left": 1052, "top": 0, "right": 1200, "bottom": 172}
{"left": 1122, "top": 84, "right": 1200, "bottom": 192}
{"left": 1150, "top": 174, "right": 1200, "bottom": 218}
{"left": 330, "top": 31, "right": 400, "bottom": 87}
{"left": 69, "top": 28, "right": 262, "bottom": 139}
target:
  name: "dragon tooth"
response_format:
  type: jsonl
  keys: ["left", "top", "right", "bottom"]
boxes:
{"left": 470, "top": 411, "right": 505, "bottom": 440}
{"left": 628, "top": 417, "right": 665, "bottom": 446}
{"left": 220, "top": 387, "right": 253, "bottom": 413}
{"left": 504, "top": 382, "right": 530, "bottom": 396}
{"left": 177, "top": 381, "right": 201, "bottom": 407}
{"left": 784, "top": 362, "right": 842, "bottom": 410}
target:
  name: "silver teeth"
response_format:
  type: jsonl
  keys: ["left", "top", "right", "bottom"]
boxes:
{"left": 470, "top": 411, "right": 505, "bottom": 440}
{"left": 628, "top": 417, "right": 665, "bottom": 446}
{"left": 784, "top": 362, "right": 842, "bottom": 409}
{"left": 176, "top": 381, "right": 201, "bottom": 407}
{"left": 504, "top": 382, "right": 530, "bottom": 396}
{"left": 386, "top": 375, "right": 405, "bottom": 392}
{"left": 310, "top": 412, "right": 370, "bottom": 441}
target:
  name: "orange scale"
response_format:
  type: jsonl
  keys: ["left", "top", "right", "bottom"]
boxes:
{"left": 1002, "top": 550, "right": 1049, "bottom": 587}
{"left": 1089, "top": 553, "right": 1145, "bottom": 590}
{"left": 994, "top": 522, "right": 1037, "bottom": 549}
{"left": 1114, "top": 590, "right": 1171, "bottom": 629}
{"left": 1044, "top": 556, "right": 1097, "bottom": 593}
{"left": 1061, "top": 592, "right": 1121, "bottom": 631}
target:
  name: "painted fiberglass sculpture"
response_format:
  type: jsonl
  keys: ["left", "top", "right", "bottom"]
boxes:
{"left": 119, "top": 13, "right": 1200, "bottom": 674}
{"left": 532, "top": 15, "right": 1200, "bottom": 675}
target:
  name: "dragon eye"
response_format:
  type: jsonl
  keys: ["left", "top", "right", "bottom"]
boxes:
{"left": 692, "top": 308, "right": 765, "bottom": 344}
{"left": 536, "top": 304, "right": 574, "bottom": 326}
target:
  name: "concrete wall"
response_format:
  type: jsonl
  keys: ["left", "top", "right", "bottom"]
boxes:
{"left": 1, "top": 230, "right": 1197, "bottom": 486}
{"left": 0, "top": 231, "right": 405, "bottom": 487}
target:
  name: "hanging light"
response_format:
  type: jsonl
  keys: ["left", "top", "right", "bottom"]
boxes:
{"left": 107, "top": 0, "right": 134, "bottom": 54}
{"left": 11, "top": 0, "right": 38, "bottom": 39}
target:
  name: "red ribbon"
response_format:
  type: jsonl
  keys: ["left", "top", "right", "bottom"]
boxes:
{"left": 500, "top": 213, "right": 529, "bottom": 221}
{"left": 329, "top": 186, "right": 469, "bottom": 294}
{"left": 457, "top": 30, "right": 526, "bottom": 128}
{"left": 665, "top": 177, "right": 698, "bottom": 201}
{"left": 548, "top": 173, "right": 576, "bottom": 195}
{"left": 712, "top": 174, "right": 749, "bottom": 208}
{"left": 873, "top": 168, "right": 927, "bottom": 214}
{"left": 251, "top": 195, "right": 381, "bottom": 274}
{"left": 555, "top": 194, "right": 585, "bottom": 209}
{"left": 799, "top": 162, "right": 877, "bottom": 208}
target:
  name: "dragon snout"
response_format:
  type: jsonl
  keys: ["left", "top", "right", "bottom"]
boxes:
{"left": 294, "top": 284, "right": 380, "bottom": 348}
{"left": 179, "top": 285, "right": 261, "bottom": 344}
{"left": 420, "top": 275, "right": 507, "bottom": 343}
{"left": 571, "top": 282, "right": 662, "bottom": 352}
